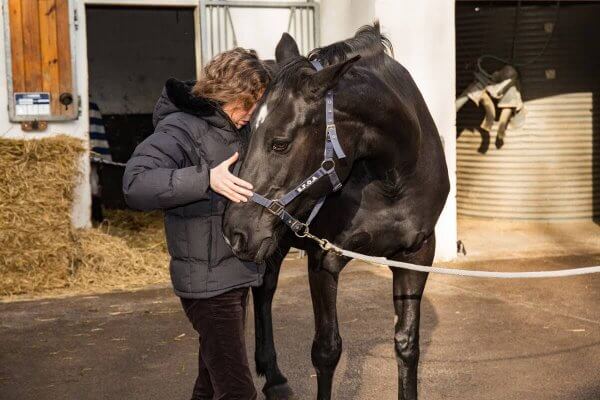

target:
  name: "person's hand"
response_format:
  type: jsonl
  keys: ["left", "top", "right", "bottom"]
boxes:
{"left": 209, "top": 152, "right": 253, "bottom": 203}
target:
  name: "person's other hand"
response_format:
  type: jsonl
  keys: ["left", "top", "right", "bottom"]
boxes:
{"left": 209, "top": 152, "right": 253, "bottom": 203}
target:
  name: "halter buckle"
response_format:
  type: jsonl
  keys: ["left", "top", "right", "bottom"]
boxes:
{"left": 267, "top": 201, "right": 284, "bottom": 216}
{"left": 326, "top": 124, "right": 336, "bottom": 133}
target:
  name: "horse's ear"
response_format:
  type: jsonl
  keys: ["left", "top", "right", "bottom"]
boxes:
{"left": 275, "top": 33, "right": 300, "bottom": 64}
{"left": 308, "top": 55, "right": 361, "bottom": 96}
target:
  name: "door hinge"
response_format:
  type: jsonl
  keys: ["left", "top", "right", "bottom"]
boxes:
{"left": 74, "top": 8, "right": 79, "bottom": 31}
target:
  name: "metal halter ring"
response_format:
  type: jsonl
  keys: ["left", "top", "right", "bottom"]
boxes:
{"left": 267, "top": 201, "right": 284, "bottom": 216}
{"left": 293, "top": 222, "right": 309, "bottom": 237}
{"left": 321, "top": 158, "right": 335, "bottom": 173}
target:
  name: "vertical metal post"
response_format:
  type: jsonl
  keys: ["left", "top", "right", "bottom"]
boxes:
{"left": 300, "top": 6, "right": 306, "bottom": 54}
{"left": 217, "top": 6, "right": 222, "bottom": 54}
{"left": 304, "top": 7, "right": 310, "bottom": 53}
{"left": 193, "top": 5, "right": 203, "bottom": 76}
{"left": 199, "top": 0, "right": 209, "bottom": 67}
{"left": 313, "top": 1, "right": 320, "bottom": 47}
{"left": 287, "top": 6, "right": 295, "bottom": 34}
{"left": 209, "top": 6, "right": 215, "bottom": 59}
{"left": 226, "top": 7, "right": 238, "bottom": 47}
{"left": 223, "top": 7, "right": 229, "bottom": 48}
{"left": 292, "top": 7, "right": 297, "bottom": 41}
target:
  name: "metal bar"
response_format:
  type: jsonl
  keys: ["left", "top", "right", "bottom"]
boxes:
{"left": 297, "top": 7, "right": 302, "bottom": 53}
{"left": 209, "top": 6, "right": 214, "bottom": 58}
{"left": 304, "top": 8, "right": 310, "bottom": 53}
{"left": 199, "top": 0, "right": 210, "bottom": 66}
{"left": 310, "top": 8, "right": 314, "bottom": 52}
{"left": 292, "top": 7, "right": 297, "bottom": 40}
{"left": 286, "top": 6, "right": 295, "bottom": 33}
{"left": 225, "top": 6, "right": 238, "bottom": 47}
{"left": 313, "top": 1, "right": 320, "bottom": 46}
{"left": 300, "top": 8, "right": 307, "bottom": 54}
{"left": 205, "top": 1, "right": 317, "bottom": 9}
{"left": 217, "top": 6, "right": 222, "bottom": 53}
{"left": 68, "top": 0, "right": 80, "bottom": 119}
{"left": 193, "top": 5, "right": 203, "bottom": 75}
{"left": 308, "top": 7, "right": 313, "bottom": 51}
{"left": 223, "top": 5, "right": 228, "bottom": 49}
{"left": 310, "top": 10, "right": 317, "bottom": 50}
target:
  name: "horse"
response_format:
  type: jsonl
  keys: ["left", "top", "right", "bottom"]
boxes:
{"left": 223, "top": 23, "right": 450, "bottom": 400}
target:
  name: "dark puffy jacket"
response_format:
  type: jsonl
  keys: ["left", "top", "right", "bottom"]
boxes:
{"left": 123, "top": 78, "right": 264, "bottom": 299}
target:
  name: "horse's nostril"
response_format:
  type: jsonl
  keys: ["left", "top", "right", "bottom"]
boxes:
{"left": 230, "top": 231, "right": 247, "bottom": 254}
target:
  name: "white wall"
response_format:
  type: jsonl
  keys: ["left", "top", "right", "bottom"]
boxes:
{"left": 0, "top": 0, "right": 91, "bottom": 229}
{"left": 318, "top": 0, "right": 457, "bottom": 260}
{"left": 374, "top": 0, "right": 457, "bottom": 261}
{"left": 319, "top": 0, "right": 375, "bottom": 44}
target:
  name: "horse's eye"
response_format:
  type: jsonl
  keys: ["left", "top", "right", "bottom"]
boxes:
{"left": 271, "top": 140, "right": 289, "bottom": 152}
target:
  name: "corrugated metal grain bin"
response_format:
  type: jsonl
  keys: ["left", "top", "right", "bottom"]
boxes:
{"left": 456, "top": 2, "right": 600, "bottom": 220}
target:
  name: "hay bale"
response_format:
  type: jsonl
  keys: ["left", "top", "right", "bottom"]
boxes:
{"left": 0, "top": 135, "right": 169, "bottom": 297}
{"left": 0, "top": 136, "right": 85, "bottom": 294}
{"left": 71, "top": 210, "right": 169, "bottom": 290}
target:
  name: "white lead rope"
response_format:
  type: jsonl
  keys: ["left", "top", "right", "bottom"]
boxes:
{"left": 319, "top": 241, "right": 600, "bottom": 279}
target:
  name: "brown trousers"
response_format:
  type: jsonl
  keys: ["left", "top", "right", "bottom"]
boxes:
{"left": 181, "top": 288, "right": 257, "bottom": 400}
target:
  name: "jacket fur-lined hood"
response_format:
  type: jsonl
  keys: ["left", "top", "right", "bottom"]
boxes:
{"left": 152, "top": 78, "right": 236, "bottom": 132}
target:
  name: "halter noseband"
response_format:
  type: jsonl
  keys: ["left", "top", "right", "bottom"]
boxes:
{"left": 250, "top": 59, "right": 346, "bottom": 237}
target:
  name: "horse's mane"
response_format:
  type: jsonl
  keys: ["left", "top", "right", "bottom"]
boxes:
{"left": 308, "top": 22, "right": 393, "bottom": 66}
{"left": 271, "top": 22, "right": 393, "bottom": 93}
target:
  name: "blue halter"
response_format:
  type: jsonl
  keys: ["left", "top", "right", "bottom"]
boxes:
{"left": 250, "top": 59, "right": 346, "bottom": 237}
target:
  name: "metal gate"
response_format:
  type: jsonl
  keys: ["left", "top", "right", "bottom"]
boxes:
{"left": 456, "top": 2, "right": 600, "bottom": 220}
{"left": 199, "top": 0, "right": 319, "bottom": 63}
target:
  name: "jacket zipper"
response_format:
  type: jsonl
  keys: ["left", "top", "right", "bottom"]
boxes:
{"left": 207, "top": 193, "right": 213, "bottom": 268}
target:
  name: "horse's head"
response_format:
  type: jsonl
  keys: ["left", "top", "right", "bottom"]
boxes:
{"left": 223, "top": 33, "right": 360, "bottom": 263}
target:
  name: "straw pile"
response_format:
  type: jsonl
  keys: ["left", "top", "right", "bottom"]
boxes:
{"left": 73, "top": 209, "right": 169, "bottom": 291}
{"left": 0, "top": 135, "right": 169, "bottom": 298}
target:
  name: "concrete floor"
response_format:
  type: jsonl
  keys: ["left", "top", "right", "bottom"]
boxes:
{"left": 457, "top": 217, "right": 600, "bottom": 260}
{"left": 1, "top": 219, "right": 599, "bottom": 399}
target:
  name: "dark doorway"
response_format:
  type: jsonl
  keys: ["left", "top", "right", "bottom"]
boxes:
{"left": 86, "top": 6, "right": 197, "bottom": 208}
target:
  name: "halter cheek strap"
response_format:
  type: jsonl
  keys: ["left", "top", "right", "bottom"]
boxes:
{"left": 249, "top": 59, "right": 346, "bottom": 236}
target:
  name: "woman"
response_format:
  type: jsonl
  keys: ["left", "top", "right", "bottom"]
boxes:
{"left": 123, "top": 48, "right": 271, "bottom": 400}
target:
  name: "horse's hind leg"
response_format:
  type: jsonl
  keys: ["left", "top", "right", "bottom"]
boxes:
{"left": 253, "top": 244, "right": 294, "bottom": 400}
{"left": 390, "top": 234, "right": 435, "bottom": 400}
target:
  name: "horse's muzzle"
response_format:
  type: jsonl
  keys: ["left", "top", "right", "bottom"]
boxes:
{"left": 224, "top": 228, "right": 273, "bottom": 264}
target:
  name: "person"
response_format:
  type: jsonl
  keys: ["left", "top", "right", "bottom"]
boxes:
{"left": 122, "top": 48, "right": 271, "bottom": 400}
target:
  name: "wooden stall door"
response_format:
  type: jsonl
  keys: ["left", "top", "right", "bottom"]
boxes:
{"left": 7, "top": 0, "right": 77, "bottom": 120}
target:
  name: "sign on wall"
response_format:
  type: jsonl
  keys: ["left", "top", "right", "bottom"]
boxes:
{"left": 4, "top": 0, "right": 78, "bottom": 122}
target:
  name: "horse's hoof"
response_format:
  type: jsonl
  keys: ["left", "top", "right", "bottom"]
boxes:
{"left": 263, "top": 382, "right": 295, "bottom": 400}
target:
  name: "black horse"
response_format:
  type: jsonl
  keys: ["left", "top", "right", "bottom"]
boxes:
{"left": 223, "top": 24, "right": 449, "bottom": 400}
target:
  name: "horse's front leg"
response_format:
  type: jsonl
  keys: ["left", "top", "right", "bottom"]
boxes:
{"left": 390, "top": 234, "right": 435, "bottom": 400}
{"left": 253, "top": 244, "right": 293, "bottom": 400}
{"left": 308, "top": 251, "right": 350, "bottom": 400}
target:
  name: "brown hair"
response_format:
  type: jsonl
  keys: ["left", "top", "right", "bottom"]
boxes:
{"left": 192, "top": 48, "right": 271, "bottom": 110}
